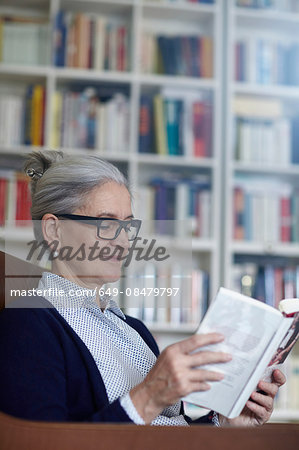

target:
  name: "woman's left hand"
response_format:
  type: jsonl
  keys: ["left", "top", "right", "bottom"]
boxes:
{"left": 218, "top": 369, "right": 286, "bottom": 427}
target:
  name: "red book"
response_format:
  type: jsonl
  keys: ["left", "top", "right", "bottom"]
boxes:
{"left": 203, "top": 101, "right": 212, "bottom": 157}
{"left": 15, "top": 178, "right": 22, "bottom": 225}
{"left": 0, "top": 178, "right": 7, "bottom": 227}
{"left": 24, "top": 179, "right": 32, "bottom": 222}
{"left": 233, "top": 187, "right": 245, "bottom": 240}
{"left": 192, "top": 101, "right": 205, "bottom": 157}
{"left": 117, "top": 26, "right": 126, "bottom": 72}
{"left": 280, "top": 197, "right": 291, "bottom": 242}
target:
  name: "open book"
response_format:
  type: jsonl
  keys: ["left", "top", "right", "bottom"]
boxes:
{"left": 182, "top": 288, "right": 299, "bottom": 419}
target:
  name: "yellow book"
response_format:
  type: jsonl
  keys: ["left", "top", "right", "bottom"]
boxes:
{"left": 153, "top": 95, "right": 167, "bottom": 155}
{"left": 0, "top": 19, "right": 3, "bottom": 62}
{"left": 31, "top": 85, "right": 44, "bottom": 146}
{"left": 201, "top": 37, "right": 213, "bottom": 78}
{"left": 50, "top": 91, "right": 63, "bottom": 148}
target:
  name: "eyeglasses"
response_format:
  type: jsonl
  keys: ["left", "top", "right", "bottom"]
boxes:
{"left": 56, "top": 214, "right": 142, "bottom": 241}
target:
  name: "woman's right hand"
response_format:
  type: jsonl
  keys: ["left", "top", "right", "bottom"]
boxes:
{"left": 130, "top": 332, "right": 232, "bottom": 424}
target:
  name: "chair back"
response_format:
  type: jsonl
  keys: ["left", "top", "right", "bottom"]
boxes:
{"left": 0, "top": 250, "right": 43, "bottom": 311}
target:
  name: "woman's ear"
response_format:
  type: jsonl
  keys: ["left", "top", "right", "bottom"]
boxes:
{"left": 41, "top": 214, "right": 61, "bottom": 249}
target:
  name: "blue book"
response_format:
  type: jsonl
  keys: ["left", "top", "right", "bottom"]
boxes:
{"left": 157, "top": 36, "right": 172, "bottom": 75}
{"left": 291, "top": 117, "right": 299, "bottom": 164}
{"left": 253, "top": 266, "right": 266, "bottom": 303}
{"left": 23, "top": 85, "right": 33, "bottom": 146}
{"left": 164, "top": 99, "right": 177, "bottom": 155}
{"left": 139, "top": 95, "right": 154, "bottom": 153}
{"left": 287, "top": 44, "right": 299, "bottom": 86}
{"left": 173, "top": 37, "right": 184, "bottom": 76}
{"left": 54, "top": 10, "right": 67, "bottom": 67}
{"left": 176, "top": 100, "right": 184, "bottom": 156}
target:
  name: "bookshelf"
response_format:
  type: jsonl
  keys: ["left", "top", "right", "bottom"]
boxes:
{"left": 223, "top": 0, "right": 299, "bottom": 422}
{"left": 0, "top": 0, "right": 222, "bottom": 349}
{"left": 0, "top": 0, "right": 298, "bottom": 423}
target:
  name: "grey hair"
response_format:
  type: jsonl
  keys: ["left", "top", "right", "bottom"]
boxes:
{"left": 24, "top": 150, "right": 130, "bottom": 243}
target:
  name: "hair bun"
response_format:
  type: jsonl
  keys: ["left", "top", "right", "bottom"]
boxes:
{"left": 24, "top": 150, "right": 64, "bottom": 179}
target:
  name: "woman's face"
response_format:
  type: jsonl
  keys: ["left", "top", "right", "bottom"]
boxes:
{"left": 54, "top": 181, "right": 132, "bottom": 289}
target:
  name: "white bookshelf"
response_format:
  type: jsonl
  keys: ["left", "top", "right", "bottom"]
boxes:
{"left": 0, "top": 0, "right": 222, "bottom": 346}
{"left": 223, "top": 0, "right": 299, "bottom": 423}
{"left": 2, "top": 0, "right": 298, "bottom": 424}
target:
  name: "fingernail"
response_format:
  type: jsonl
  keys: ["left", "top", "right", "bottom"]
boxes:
{"left": 224, "top": 354, "right": 232, "bottom": 361}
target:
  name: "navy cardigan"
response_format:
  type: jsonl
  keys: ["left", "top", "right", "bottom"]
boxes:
{"left": 0, "top": 296, "right": 212, "bottom": 424}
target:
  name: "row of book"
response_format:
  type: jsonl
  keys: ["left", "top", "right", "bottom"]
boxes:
{"left": 234, "top": 117, "right": 299, "bottom": 166}
{"left": 141, "top": 33, "right": 213, "bottom": 78}
{"left": 0, "top": 171, "right": 31, "bottom": 227}
{"left": 231, "top": 261, "right": 299, "bottom": 307}
{"left": 143, "top": 0, "right": 214, "bottom": 4}
{"left": 136, "top": 174, "right": 211, "bottom": 238}
{"left": 0, "top": 17, "right": 50, "bottom": 66}
{"left": 139, "top": 90, "right": 212, "bottom": 157}
{"left": 235, "top": 39, "right": 299, "bottom": 86}
{"left": 51, "top": 89, "right": 130, "bottom": 151}
{"left": 54, "top": 11, "right": 130, "bottom": 71}
{"left": 124, "top": 263, "right": 209, "bottom": 325}
{"left": 0, "top": 85, "right": 45, "bottom": 148}
{"left": 236, "top": 0, "right": 299, "bottom": 11}
{"left": 233, "top": 96, "right": 299, "bottom": 165}
{"left": 233, "top": 180, "right": 299, "bottom": 243}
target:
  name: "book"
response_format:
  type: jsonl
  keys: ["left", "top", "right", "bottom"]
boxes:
{"left": 182, "top": 287, "right": 299, "bottom": 418}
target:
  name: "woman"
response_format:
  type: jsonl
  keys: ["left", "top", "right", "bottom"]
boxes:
{"left": 0, "top": 150, "right": 285, "bottom": 426}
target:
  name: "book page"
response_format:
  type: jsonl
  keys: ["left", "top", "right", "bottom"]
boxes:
{"left": 183, "top": 288, "right": 283, "bottom": 417}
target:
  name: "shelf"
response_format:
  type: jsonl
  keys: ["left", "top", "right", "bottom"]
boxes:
{"left": 68, "top": 0, "right": 135, "bottom": 6}
{"left": 61, "top": 0, "right": 134, "bottom": 15}
{"left": 58, "top": 148, "right": 131, "bottom": 162}
{"left": 140, "top": 74, "right": 218, "bottom": 90}
{"left": 142, "top": 1, "right": 217, "bottom": 16}
{"left": 0, "top": 64, "right": 217, "bottom": 89}
{"left": 137, "top": 154, "right": 215, "bottom": 168}
{"left": 233, "top": 82, "right": 299, "bottom": 100}
{"left": 0, "top": 64, "right": 50, "bottom": 81}
{"left": 136, "top": 235, "right": 215, "bottom": 253}
{"left": 233, "top": 161, "right": 299, "bottom": 177}
{"left": 0, "top": 228, "right": 34, "bottom": 242}
{"left": 0, "top": 146, "right": 131, "bottom": 162}
{"left": 232, "top": 241, "right": 299, "bottom": 257}
{"left": 234, "top": 6, "right": 299, "bottom": 26}
{"left": 55, "top": 68, "right": 133, "bottom": 84}
{"left": 0, "top": 145, "right": 44, "bottom": 156}
{"left": 146, "top": 322, "right": 198, "bottom": 334}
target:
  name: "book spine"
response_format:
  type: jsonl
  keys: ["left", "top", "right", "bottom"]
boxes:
{"left": 139, "top": 95, "right": 153, "bottom": 154}
{"left": 192, "top": 101, "right": 206, "bottom": 157}
{"left": 234, "top": 187, "right": 245, "bottom": 240}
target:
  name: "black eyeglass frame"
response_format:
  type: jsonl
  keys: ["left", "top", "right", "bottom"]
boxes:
{"left": 56, "top": 214, "right": 142, "bottom": 241}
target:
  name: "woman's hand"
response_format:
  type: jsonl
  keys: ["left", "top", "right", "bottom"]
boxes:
{"left": 218, "top": 369, "right": 286, "bottom": 427}
{"left": 130, "top": 333, "right": 232, "bottom": 424}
